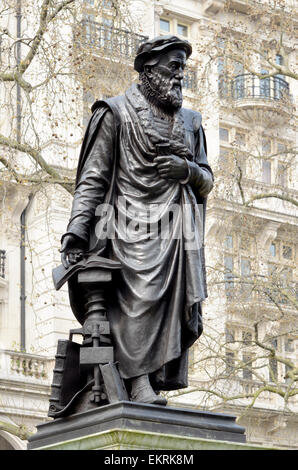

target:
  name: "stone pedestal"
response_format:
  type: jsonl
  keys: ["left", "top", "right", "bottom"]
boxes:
{"left": 27, "top": 428, "right": 275, "bottom": 450}
{"left": 28, "top": 401, "right": 248, "bottom": 450}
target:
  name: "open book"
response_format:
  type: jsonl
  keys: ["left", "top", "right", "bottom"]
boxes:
{"left": 52, "top": 254, "right": 122, "bottom": 291}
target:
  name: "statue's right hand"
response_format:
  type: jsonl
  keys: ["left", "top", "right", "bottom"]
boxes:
{"left": 60, "top": 234, "right": 86, "bottom": 269}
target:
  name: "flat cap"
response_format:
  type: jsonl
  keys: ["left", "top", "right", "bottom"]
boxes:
{"left": 134, "top": 35, "right": 192, "bottom": 73}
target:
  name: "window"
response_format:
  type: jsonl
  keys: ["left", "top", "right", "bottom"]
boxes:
{"left": 283, "top": 337, "right": 295, "bottom": 384}
{"left": 160, "top": 18, "right": 170, "bottom": 33}
{"left": 235, "top": 132, "right": 246, "bottom": 147}
{"left": 285, "top": 363, "right": 292, "bottom": 384}
{"left": 218, "top": 56, "right": 226, "bottom": 96}
{"left": 100, "top": 16, "right": 113, "bottom": 49}
{"left": 84, "top": 13, "right": 97, "bottom": 43}
{"left": 266, "top": 242, "right": 295, "bottom": 303}
{"left": 277, "top": 163, "right": 287, "bottom": 187}
{"left": 277, "top": 142, "right": 286, "bottom": 153}
{"left": 269, "top": 243, "right": 276, "bottom": 257}
{"left": 177, "top": 23, "right": 188, "bottom": 37}
{"left": 242, "top": 354, "right": 253, "bottom": 380}
{"left": 260, "top": 69, "right": 270, "bottom": 97}
{"left": 240, "top": 258, "right": 251, "bottom": 299}
{"left": 183, "top": 67, "right": 197, "bottom": 91}
{"left": 225, "top": 327, "right": 235, "bottom": 343}
{"left": 262, "top": 160, "right": 271, "bottom": 184}
{"left": 280, "top": 266, "right": 292, "bottom": 285}
{"left": 233, "top": 62, "right": 244, "bottom": 99}
{"left": 225, "top": 351, "right": 235, "bottom": 374}
{"left": 234, "top": 61, "right": 244, "bottom": 77}
{"left": 224, "top": 255, "right": 234, "bottom": 297}
{"left": 262, "top": 138, "right": 271, "bottom": 155}
{"left": 282, "top": 245, "right": 293, "bottom": 260}
{"left": 274, "top": 55, "right": 285, "bottom": 99}
{"left": 269, "top": 339, "right": 278, "bottom": 382}
{"left": 240, "top": 258, "right": 251, "bottom": 277}
{"left": 160, "top": 18, "right": 189, "bottom": 38}
{"left": 224, "top": 235, "right": 233, "bottom": 250}
{"left": 219, "top": 127, "right": 229, "bottom": 142}
{"left": 267, "top": 337, "right": 295, "bottom": 384}
{"left": 266, "top": 263, "right": 279, "bottom": 303}
{"left": 285, "top": 338, "right": 294, "bottom": 353}
{"left": 280, "top": 267, "right": 294, "bottom": 305}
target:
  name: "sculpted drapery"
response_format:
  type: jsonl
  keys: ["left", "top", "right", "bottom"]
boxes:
{"left": 63, "top": 83, "right": 213, "bottom": 391}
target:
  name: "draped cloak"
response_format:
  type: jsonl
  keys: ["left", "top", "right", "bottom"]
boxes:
{"left": 64, "top": 84, "right": 213, "bottom": 391}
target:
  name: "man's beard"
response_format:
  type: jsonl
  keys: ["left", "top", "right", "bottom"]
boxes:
{"left": 140, "top": 69, "right": 183, "bottom": 113}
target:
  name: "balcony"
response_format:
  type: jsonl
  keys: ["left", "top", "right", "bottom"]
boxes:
{"left": 0, "top": 349, "right": 54, "bottom": 429}
{"left": 77, "top": 20, "right": 148, "bottom": 59}
{"left": 201, "top": 0, "right": 225, "bottom": 15}
{"left": 229, "top": 74, "right": 293, "bottom": 127}
{"left": 75, "top": 21, "right": 199, "bottom": 93}
{"left": 0, "top": 349, "right": 54, "bottom": 384}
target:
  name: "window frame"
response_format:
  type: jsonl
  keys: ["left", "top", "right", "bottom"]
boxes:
{"left": 159, "top": 16, "right": 190, "bottom": 38}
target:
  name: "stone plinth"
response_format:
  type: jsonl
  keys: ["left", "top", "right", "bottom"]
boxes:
{"left": 28, "top": 428, "right": 278, "bottom": 450}
{"left": 28, "top": 401, "right": 247, "bottom": 450}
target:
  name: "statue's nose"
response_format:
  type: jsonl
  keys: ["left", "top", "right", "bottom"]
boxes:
{"left": 176, "top": 67, "right": 184, "bottom": 80}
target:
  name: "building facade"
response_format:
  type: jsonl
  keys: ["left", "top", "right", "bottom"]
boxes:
{"left": 0, "top": 0, "right": 297, "bottom": 449}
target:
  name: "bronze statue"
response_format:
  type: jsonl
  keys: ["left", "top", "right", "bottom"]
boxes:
{"left": 51, "top": 35, "right": 213, "bottom": 415}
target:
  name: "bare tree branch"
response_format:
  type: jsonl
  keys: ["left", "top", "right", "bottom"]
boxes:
{"left": 244, "top": 193, "right": 298, "bottom": 208}
{"left": 0, "top": 134, "right": 73, "bottom": 194}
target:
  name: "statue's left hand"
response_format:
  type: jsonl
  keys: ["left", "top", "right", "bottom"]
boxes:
{"left": 155, "top": 155, "right": 188, "bottom": 181}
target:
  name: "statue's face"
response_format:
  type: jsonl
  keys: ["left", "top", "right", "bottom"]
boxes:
{"left": 145, "top": 48, "right": 187, "bottom": 111}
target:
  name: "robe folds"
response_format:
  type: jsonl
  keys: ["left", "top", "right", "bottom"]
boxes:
{"left": 64, "top": 84, "right": 213, "bottom": 390}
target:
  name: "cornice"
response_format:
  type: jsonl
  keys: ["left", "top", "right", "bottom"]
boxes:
{"left": 207, "top": 198, "right": 298, "bottom": 226}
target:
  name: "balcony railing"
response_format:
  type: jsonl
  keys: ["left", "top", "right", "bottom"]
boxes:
{"left": 78, "top": 20, "right": 148, "bottom": 58}
{"left": 0, "top": 250, "right": 5, "bottom": 279}
{"left": 76, "top": 21, "right": 199, "bottom": 92}
{"left": 231, "top": 73, "right": 290, "bottom": 102}
{"left": 0, "top": 349, "right": 54, "bottom": 383}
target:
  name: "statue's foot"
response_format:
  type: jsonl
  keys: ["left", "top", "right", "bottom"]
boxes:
{"left": 130, "top": 374, "right": 167, "bottom": 406}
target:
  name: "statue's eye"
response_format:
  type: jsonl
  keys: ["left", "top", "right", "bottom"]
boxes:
{"left": 170, "top": 62, "right": 185, "bottom": 72}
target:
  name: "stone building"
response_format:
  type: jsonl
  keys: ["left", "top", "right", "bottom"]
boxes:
{"left": 0, "top": 0, "right": 297, "bottom": 449}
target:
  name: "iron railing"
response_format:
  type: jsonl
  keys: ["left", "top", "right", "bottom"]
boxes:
{"left": 79, "top": 20, "right": 148, "bottom": 58}
{"left": 231, "top": 73, "right": 290, "bottom": 101}
{"left": 78, "top": 21, "right": 198, "bottom": 91}
{"left": 0, "top": 250, "right": 5, "bottom": 279}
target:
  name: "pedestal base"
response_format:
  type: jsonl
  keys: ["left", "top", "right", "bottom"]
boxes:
{"left": 29, "top": 428, "right": 276, "bottom": 450}
{"left": 28, "top": 401, "right": 247, "bottom": 450}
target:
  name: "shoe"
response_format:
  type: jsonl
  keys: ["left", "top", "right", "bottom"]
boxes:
{"left": 130, "top": 374, "right": 167, "bottom": 406}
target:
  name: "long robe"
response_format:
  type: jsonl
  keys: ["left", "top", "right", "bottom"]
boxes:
{"left": 64, "top": 84, "right": 213, "bottom": 391}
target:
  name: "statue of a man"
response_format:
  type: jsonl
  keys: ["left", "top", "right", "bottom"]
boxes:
{"left": 60, "top": 36, "right": 213, "bottom": 406}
